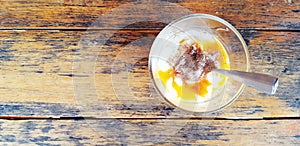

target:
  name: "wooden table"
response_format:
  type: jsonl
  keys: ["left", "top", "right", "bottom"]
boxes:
{"left": 0, "top": 0, "right": 299, "bottom": 145}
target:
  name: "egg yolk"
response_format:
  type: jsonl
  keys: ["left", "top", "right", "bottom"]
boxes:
{"left": 158, "top": 68, "right": 211, "bottom": 101}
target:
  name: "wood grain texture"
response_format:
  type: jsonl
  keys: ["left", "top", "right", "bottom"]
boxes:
{"left": 0, "top": 119, "right": 298, "bottom": 145}
{"left": 0, "top": 1, "right": 299, "bottom": 145}
{"left": 0, "top": 30, "right": 299, "bottom": 117}
{"left": 0, "top": 0, "right": 299, "bottom": 29}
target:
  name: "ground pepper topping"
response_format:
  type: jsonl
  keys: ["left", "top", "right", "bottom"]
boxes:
{"left": 174, "top": 42, "right": 216, "bottom": 83}
{"left": 158, "top": 41, "right": 219, "bottom": 100}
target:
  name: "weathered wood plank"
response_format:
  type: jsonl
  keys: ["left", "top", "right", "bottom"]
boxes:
{"left": 0, "top": 0, "right": 299, "bottom": 29}
{"left": 0, "top": 30, "right": 299, "bottom": 117}
{"left": 0, "top": 119, "right": 298, "bottom": 145}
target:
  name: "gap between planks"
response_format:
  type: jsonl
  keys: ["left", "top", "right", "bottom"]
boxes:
{"left": 0, "top": 116, "right": 299, "bottom": 121}
{"left": 0, "top": 28, "right": 299, "bottom": 32}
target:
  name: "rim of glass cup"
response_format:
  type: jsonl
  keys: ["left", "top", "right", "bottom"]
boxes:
{"left": 149, "top": 14, "right": 250, "bottom": 113}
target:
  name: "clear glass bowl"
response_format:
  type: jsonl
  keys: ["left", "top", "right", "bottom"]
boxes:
{"left": 149, "top": 14, "right": 250, "bottom": 113}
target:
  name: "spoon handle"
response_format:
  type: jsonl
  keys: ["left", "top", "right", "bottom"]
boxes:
{"left": 213, "top": 69, "right": 279, "bottom": 94}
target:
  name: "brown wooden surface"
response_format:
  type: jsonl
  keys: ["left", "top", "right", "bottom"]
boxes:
{"left": 0, "top": 119, "right": 299, "bottom": 145}
{"left": 0, "top": 0, "right": 299, "bottom": 29}
{"left": 0, "top": 30, "right": 298, "bottom": 118}
{"left": 0, "top": 0, "right": 299, "bottom": 145}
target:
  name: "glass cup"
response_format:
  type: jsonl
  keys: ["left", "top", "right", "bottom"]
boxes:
{"left": 149, "top": 14, "right": 250, "bottom": 113}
